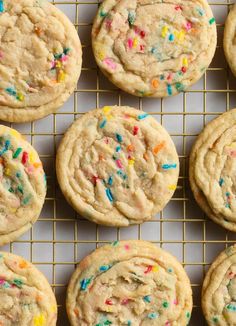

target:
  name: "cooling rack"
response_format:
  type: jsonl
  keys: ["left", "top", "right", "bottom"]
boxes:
{"left": 2, "top": 1, "right": 236, "bottom": 325}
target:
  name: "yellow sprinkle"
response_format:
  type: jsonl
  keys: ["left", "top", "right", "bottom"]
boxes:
{"left": 182, "top": 57, "right": 188, "bottom": 67}
{"left": 152, "top": 265, "right": 158, "bottom": 272}
{"left": 161, "top": 26, "right": 168, "bottom": 38}
{"left": 10, "top": 129, "right": 22, "bottom": 139}
{"left": 57, "top": 70, "right": 66, "bottom": 83}
{"left": 17, "top": 93, "right": 25, "bottom": 101}
{"left": 55, "top": 61, "right": 62, "bottom": 68}
{"left": 9, "top": 208, "right": 17, "bottom": 213}
{"left": 168, "top": 184, "right": 177, "bottom": 191}
{"left": 133, "top": 37, "right": 138, "bottom": 48}
{"left": 50, "top": 305, "right": 57, "bottom": 313}
{"left": 177, "top": 30, "right": 186, "bottom": 42}
{"left": 128, "top": 158, "right": 135, "bottom": 166}
{"left": 103, "top": 106, "right": 111, "bottom": 114}
{"left": 29, "top": 151, "right": 37, "bottom": 164}
{"left": 34, "top": 314, "right": 46, "bottom": 326}
{"left": 5, "top": 168, "right": 11, "bottom": 176}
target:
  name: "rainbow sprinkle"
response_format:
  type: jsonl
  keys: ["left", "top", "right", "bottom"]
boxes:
{"left": 99, "top": 265, "right": 111, "bottom": 272}
{"left": 167, "top": 84, "right": 172, "bottom": 96}
{"left": 162, "top": 163, "right": 177, "bottom": 170}
{"left": 0, "top": 1, "right": 4, "bottom": 13}
{"left": 108, "top": 176, "right": 113, "bottom": 186}
{"left": 143, "top": 295, "right": 151, "bottom": 303}
{"left": 219, "top": 178, "right": 224, "bottom": 187}
{"left": 137, "top": 113, "right": 148, "bottom": 120}
{"left": 80, "top": 277, "right": 92, "bottom": 291}
{"left": 13, "top": 148, "right": 22, "bottom": 159}
{"left": 106, "top": 188, "right": 114, "bottom": 202}
{"left": 116, "top": 134, "right": 123, "bottom": 143}
{"left": 209, "top": 17, "right": 216, "bottom": 25}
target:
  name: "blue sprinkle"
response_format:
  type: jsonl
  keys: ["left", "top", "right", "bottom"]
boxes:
{"left": 143, "top": 295, "right": 151, "bottom": 303}
{"left": 116, "top": 145, "right": 121, "bottom": 152}
{"left": 106, "top": 188, "right": 114, "bottom": 202}
{"left": 5, "top": 87, "right": 16, "bottom": 96}
{"left": 169, "top": 34, "right": 175, "bottom": 42}
{"left": 116, "top": 133, "right": 123, "bottom": 143}
{"left": 219, "top": 178, "right": 224, "bottom": 187}
{"left": 100, "top": 119, "right": 107, "bottom": 129}
{"left": 0, "top": 0, "right": 4, "bottom": 12}
{"left": 80, "top": 278, "right": 92, "bottom": 291}
{"left": 147, "top": 312, "right": 158, "bottom": 319}
{"left": 5, "top": 140, "right": 10, "bottom": 150}
{"left": 117, "top": 170, "right": 127, "bottom": 180}
{"left": 99, "top": 265, "right": 111, "bottom": 272}
{"left": 167, "top": 84, "right": 172, "bottom": 96}
{"left": 137, "top": 113, "right": 149, "bottom": 120}
{"left": 162, "top": 163, "right": 177, "bottom": 170}
{"left": 108, "top": 176, "right": 113, "bottom": 186}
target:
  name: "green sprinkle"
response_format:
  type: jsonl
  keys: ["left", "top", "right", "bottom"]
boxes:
{"left": 213, "top": 316, "right": 218, "bottom": 323}
{"left": 219, "top": 178, "right": 224, "bottom": 187}
{"left": 100, "top": 9, "right": 107, "bottom": 18}
{"left": 64, "top": 48, "right": 71, "bottom": 55}
{"left": 3, "top": 281, "right": 10, "bottom": 288}
{"left": 111, "top": 240, "right": 119, "bottom": 246}
{"left": 100, "top": 119, "right": 107, "bottom": 129}
{"left": 209, "top": 17, "right": 216, "bottom": 25}
{"left": 175, "top": 82, "right": 184, "bottom": 92}
{"left": 162, "top": 301, "right": 169, "bottom": 308}
{"left": 128, "top": 11, "right": 136, "bottom": 25}
{"left": 127, "top": 321, "right": 131, "bottom": 326}
{"left": 13, "top": 147, "right": 22, "bottom": 159}
{"left": 13, "top": 279, "right": 23, "bottom": 288}
{"left": 104, "top": 321, "right": 112, "bottom": 325}
{"left": 143, "top": 295, "right": 151, "bottom": 303}
{"left": 22, "top": 195, "right": 31, "bottom": 206}
{"left": 17, "top": 185, "right": 23, "bottom": 194}
{"left": 186, "top": 311, "right": 191, "bottom": 318}
{"left": 16, "top": 172, "right": 21, "bottom": 178}
{"left": 8, "top": 187, "right": 14, "bottom": 193}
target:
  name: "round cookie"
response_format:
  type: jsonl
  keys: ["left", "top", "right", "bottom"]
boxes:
{"left": 67, "top": 240, "right": 193, "bottom": 326}
{"left": 0, "top": 251, "right": 57, "bottom": 325}
{"left": 189, "top": 109, "right": 236, "bottom": 232}
{"left": 0, "top": 125, "right": 46, "bottom": 245}
{"left": 224, "top": 4, "right": 236, "bottom": 77}
{"left": 92, "top": 0, "right": 217, "bottom": 98}
{"left": 202, "top": 245, "right": 236, "bottom": 325}
{"left": 56, "top": 106, "right": 179, "bottom": 226}
{"left": 0, "top": 0, "right": 82, "bottom": 122}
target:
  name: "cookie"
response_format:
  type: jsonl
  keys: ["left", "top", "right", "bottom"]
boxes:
{"left": 56, "top": 106, "right": 179, "bottom": 226}
{"left": 0, "top": 125, "right": 46, "bottom": 245}
{"left": 0, "top": 251, "right": 57, "bottom": 325}
{"left": 202, "top": 245, "right": 236, "bottom": 325}
{"left": 224, "top": 4, "right": 236, "bottom": 77}
{"left": 189, "top": 109, "right": 236, "bottom": 232}
{"left": 67, "top": 240, "right": 192, "bottom": 326}
{"left": 0, "top": 0, "right": 82, "bottom": 122}
{"left": 92, "top": 0, "right": 217, "bottom": 98}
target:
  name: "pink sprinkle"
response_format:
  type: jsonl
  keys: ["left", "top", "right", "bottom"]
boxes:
{"left": 165, "top": 322, "right": 171, "bottom": 326}
{"left": 106, "top": 19, "right": 112, "bottom": 29}
{"left": 105, "top": 138, "right": 109, "bottom": 144}
{"left": 61, "top": 55, "right": 69, "bottom": 62}
{"left": 116, "top": 159, "right": 123, "bottom": 169}
{"left": 173, "top": 299, "right": 178, "bottom": 305}
{"left": 127, "top": 38, "right": 133, "bottom": 49}
{"left": 175, "top": 5, "right": 183, "bottom": 11}
{"left": 124, "top": 244, "right": 130, "bottom": 250}
{"left": 105, "top": 299, "right": 113, "bottom": 305}
{"left": 133, "top": 126, "right": 139, "bottom": 135}
{"left": 134, "top": 26, "right": 140, "bottom": 34}
{"left": 185, "top": 21, "right": 192, "bottom": 31}
{"left": 103, "top": 58, "right": 117, "bottom": 70}
{"left": 124, "top": 114, "right": 130, "bottom": 119}
{"left": 121, "top": 298, "right": 129, "bottom": 305}
{"left": 0, "top": 279, "right": 5, "bottom": 285}
{"left": 51, "top": 60, "right": 56, "bottom": 69}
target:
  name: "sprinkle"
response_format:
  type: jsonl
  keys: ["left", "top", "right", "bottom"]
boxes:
{"left": 153, "top": 141, "right": 165, "bottom": 155}
{"left": 105, "top": 299, "right": 113, "bottom": 305}
{"left": 169, "top": 34, "right": 175, "bottom": 41}
{"left": 175, "top": 82, "right": 184, "bottom": 92}
{"left": 17, "top": 185, "right": 23, "bottom": 194}
{"left": 212, "top": 317, "right": 218, "bottom": 323}
{"left": 116, "top": 133, "right": 123, "bottom": 143}
{"left": 152, "top": 265, "right": 158, "bottom": 272}
{"left": 186, "top": 311, "right": 191, "bottom": 318}
{"left": 5, "top": 140, "right": 10, "bottom": 150}
{"left": 58, "top": 70, "right": 66, "bottom": 82}
{"left": 128, "top": 38, "right": 133, "bottom": 49}
{"left": 140, "top": 31, "right": 146, "bottom": 38}
{"left": 100, "top": 119, "right": 107, "bottom": 129}
{"left": 99, "top": 265, "right": 111, "bottom": 272}
{"left": 219, "top": 178, "right": 224, "bottom": 186}
{"left": 128, "top": 11, "right": 136, "bottom": 25}
{"left": 137, "top": 113, "right": 148, "bottom": 120}
{"left": 175, "top": 5, "right": 183, "bottom": 11}
{"left": 181, "top": 66, "right": 187, "bottom": 73}
{"left": 144, "top": 265, "right": 153, "bottom": 274}
{"left": 34, "top": 314, "right": 46, "bottom": 326}
{"left": 6, "top": 87, "right": 16, "bottom": 96}
{"left": 121, "top": 298, "right": 129, "bottom": 305}
{"left": 103, "top": 58, "right": 117, "bottom": 70}
{"left": 133, "top": 37, "right": 138, "bottom": 48}
{"left": 0, "top": 0, "right": 4, "bottom": 13}
{"left": 148, "top": 313, "right": 158, "bottom": 319}
{"left": 133, "top": 126, "right": 139, "bottom": 135}
{"left": 168, "top": 267, "right": 173, "bottom": 273}
{"left": 173, "top": 299, "right": 178, "bottom": 305}
{"left": 92, "top": 176, "right": 99, "bottom": 185}
{"left": 175, "top": 30, "right": 186, "bottom": 41}
{"left": 99, "top": 10, "right": 107, "bottom": 18}
{"left": 117, "top": 170, "right": 127, "bottom": 180}
{"left": 108, "top": 176, "right": 113, "bottom": 186}
{"left": 167, "top": 84, "right": 172, "bottom": 96}
{"left": 13, "top": 279, "right": 23, "bottom": 288}
{"left": 140, "top": 44, "right": 145, "bottom": 51}
{"left": 13, "top": 147, "right": 22, "bottom": 159}
{"left": 19, "top": 260, "right": 27, "bottom": 268}
{"left": 116, "top": 146, "right": 121, "bottom": 152}
{"left": 22, "top": 151, "right": 28, "bottom": 164}
{"left": 151, "top": 79, "right": 159, "bottom": 89}
{"left": 209, "top": 17, "right": 216, "bottom": 25}
{"left": 16, "top": 92, "right": 25, "bottom": 101}
{"left": 162, "top": 26, "right": 168, "bottom": 38}
{"left": 106, "top": 188, "right": 114, "bottom": 202}
{"left": 162, "top": 301, "right": 169, "bottom": 308}
{"left": 80, "top": 278, "right": 92, "bottom": 291}
{"left": 127, "top": 321, "right": 131, "bottom": 326}
{"left": 128, "top": 158, "right": 135, "bottom": 166}
{"left": 197, "top": 7, "right": 205, "bottom": 16}
{"left": 127, "top": 144, "right": 135, "bottom": 152}
{"left": 116, "top": 159, "right": 123, "bottom": 169}
{"left": 165, "top": 322, "right": 171, "bottom": 326}
{"left": 185, "top": 21, "right": 192, "bottom": 31}
{"left": 124, "top": 244, "right": 130, "bottom": 250}
{"left": 22, "top": 195, "right": 31, "bottom": 205}
{"left": 143, "top": 295, "right": 151, "bottom": 303}
{"left": 8, "top": 187, "right": 14, "bottom": 193}
{"left": 103, "top": 106, "right": 111, "bottom": 114}
{"left": 162, "top": 163, "right": 177, "bottom": 170}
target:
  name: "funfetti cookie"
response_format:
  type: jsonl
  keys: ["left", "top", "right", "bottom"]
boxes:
{"left": 224, "top": 4, "right": 236, "bottom": 78}
{"left": 56, "top": 106, "right": 179, "bottom": 227}
{"left": 92, "top": 0, "right": 217, "bottom": 98}
{"left": 202, "top": 245, "right": 236, "bottom": 325}
{"left": 0, "top": 0, "right": 82, "bottom": 122}
{"left": 66, "top": 240, "right": 193, "bottom": 326}
{"left": 0, "top": 125, "right": 46, "bottom": 245}
{"left": 189, "top": 109, "right": 236, "bottom": 232}
{"left": 0, "top": 251, "right": 57, "bottom": 325}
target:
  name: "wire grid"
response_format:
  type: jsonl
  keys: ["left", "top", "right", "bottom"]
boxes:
{"left": 2, "top": 1, "right": 236, "bottom": 325}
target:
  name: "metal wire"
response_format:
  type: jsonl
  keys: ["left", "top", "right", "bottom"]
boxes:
{"left": 4, "top": 1, "right": 236, "bottom": 325}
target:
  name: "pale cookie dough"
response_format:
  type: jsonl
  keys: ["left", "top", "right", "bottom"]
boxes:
{"left": 92, "top": 0, "right": 217, "bottom": 98}
{"left": 224, "top": 4, "right": 236, "bottom": 78}
{"left": 56, "top": 106, "right": 179, "bottom": 226}
{"left": 0, "top": 125, "right": 46, "bottom": 245}
{"left": 202, "top": 245, "right": 236, "bottom": 326}
{"left": 0, "top": 251, "right": 57, "bottom": 325}
{"left": 189, "top": 109, "right": 236, "bottom": 232}
{"left": 67, "top": 240, "right": 193, "bottom": 326}
{"left": 0, "top": 0, "right": 82, "bottom": 122}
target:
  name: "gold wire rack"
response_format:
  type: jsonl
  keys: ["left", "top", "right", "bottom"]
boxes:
{"left": 3, "top": 1, "right": 236, "bottom": 325}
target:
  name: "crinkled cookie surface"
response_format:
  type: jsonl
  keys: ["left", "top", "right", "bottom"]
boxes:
{"left": 202, "top": 245, "right": 236, "bottom": 326}
{"left": 0, "top": 125, "right": 46, "bottom": 245}
{"left": 56, "top": 106, "right": 179, "bottom": 226}
{"left": 189, "top": 109, "right": 236, "bottom": 232}
{"left": 224, "top": 4, "right": 236, "bottom": 78}
{"left": 92, "top": 0, "right": 217, "bottom": 97}
{"left": 0, "top": 251, "right": 57, "bottom": 325}
{"left": 67, "top": 240, "right": 192, "bottom": 326}
{"left": 0, "top": 0, "right": 82, "bottom": 122}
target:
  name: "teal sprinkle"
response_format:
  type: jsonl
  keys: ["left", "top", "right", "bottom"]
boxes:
{"left": 147, "top": 312, "right": 158, "bottom": 319}
{"left": 219, "top": 178, "right": 224, "bottom": 187}
{"left": 209, "top": 17, "right": 216, "bottom": 25}
{"left": 127, "top": 321, "right": 131, "bottom": 326}
{"left": 186, "top": 311, "right": 191, "bottom": 318}
{"left": 0, "top": 0, "right": 4, "bottom": 13}
{"left": 137, "top": 113, "right": 148, "bottom": 120}
{"left": 169, "top": 34, "right": 175, "bottom": 42}
{"left": 151, "top": 47, "right": 157, "bottom": 54}
{"left": 3, "top": 281, "right": 10, "bottom": 289}
{"left": 117, "top": 170, "right": 127, "bottom": 180}
{"left": 128, "top": 11, "right": 136, "bottom": 25}
{"left": 100, "top": 119, "right": 107, "bottom": 129}
{"left": 80, "top": 277, "right": 92, "bottom": 291}
{"left": 22, "top": 195, "right": 31, "bottom": 206}
{"left": 196, "top": 7, "right": 205, "bottom": 16}
{"left": 100, "top": 9, "right": 107, "bottom": 18}
{"left": 226, "top": 304, "right": 236, "bottom": 311}
{"left": 116, "top": 134, "right": 123, "bottom": 143}
{"left": 13, "top": 147, "right": 22, "bottom": 159}
{"left": 5, "top": 87, "right": 16, "bottom": 96}
{"left": 111, "top": 240, "right": 119, "bottom": 246}
{"left": 226, "top": 192, "right": 230, "bottom": 197}
{"left": 162, "top": 301, "right": 169, "bottom": 308}
{"left": 16, "top": 172, "right": 21, "bottom": 178}
{"left": 143, "top": 295, "right": 151, "bottom": 303}
{"left": 99, "top": 265, "right": 111, "bottom": 272}
{"left": 116, "top": 145, "right": 121, "bottom": 152}
{"left": 63, "top": 48, "right": 71, "bottom": 55}
{"left": 175, "top": 82, "right": 184, "bottom": 92}
{"left": 13, "top": 279, "right": 23, "bottom": 288}
{"left": 167, "top": 84, "right": 172, "bottom": 96}
{"left": 167, "top": 267, "right": 173, "bottom": 273}
{"left": 17, "top": 185, "right": 23, "bottom": 194}
{"left": 225, "top": 203, "right": 230, "bottom": 208}
{"left": 5, "top": 140, "right": 10, "bottom": 150}
{"left": 162, "top": 163, "right": 177, "bottom": 170}
{"left": 212, "top": 316, "right": 218, "bottom": 323}
{"left": 108, "top": 176, "right": 113, "bottom": 186}
{"left": 106, "top": 188, "right": 114, "bottom": 202}
{"left": 160, "top": 74, "right": 165, "bottom": 80}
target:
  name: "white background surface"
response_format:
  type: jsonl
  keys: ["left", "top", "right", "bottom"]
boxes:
{"left": 2, "top": 1, "right": 236, "bottom": 325}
